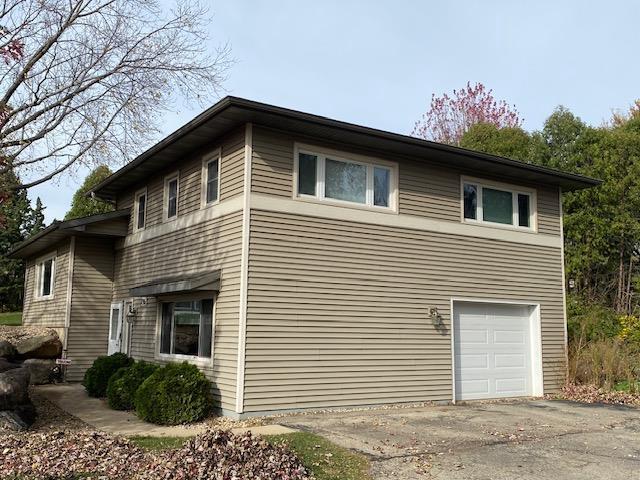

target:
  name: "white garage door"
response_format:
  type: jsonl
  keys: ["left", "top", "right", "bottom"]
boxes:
{"left": 454, "top": 302, "right": 535, "bottom": 401}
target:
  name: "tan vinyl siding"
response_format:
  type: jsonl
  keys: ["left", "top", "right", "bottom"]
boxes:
{"left": 66, "top": 237, "right": 115, "bottom": 381}
{"left": 244, "top": 210, "right": 566, "bottom": 412}
{"left": 116, "top": 127, "right": 245, "bottom": 235}
{"left": 251, "top": 126, "right": 561, "bottom": 236}
{"left": 22, "top": 239, "right": 71, "bottom": 333}
{"left": 111, "top": 210, "right": 243, "bottom": 411}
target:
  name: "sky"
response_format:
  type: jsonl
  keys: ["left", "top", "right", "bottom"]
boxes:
{"left": 29, "top": 0, "right": 640, "bottom": 223}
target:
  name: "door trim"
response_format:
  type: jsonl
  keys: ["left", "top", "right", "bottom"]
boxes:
{"left": 450, "top": 297, "right": 544, "bottom": 403}
{"left": 108, "top": 301, "right": 124, "bottom": 355}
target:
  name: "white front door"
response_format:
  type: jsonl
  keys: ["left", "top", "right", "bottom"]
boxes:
{"left": 107, "top": 302, "right": 124, "bottom": 355}
{"left": 453, "top": 302, "right": 537, "bottom": 401}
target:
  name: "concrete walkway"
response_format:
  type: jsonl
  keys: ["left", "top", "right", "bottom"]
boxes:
{"left": 36, "top": 383, "right": 295, "bottom": 437}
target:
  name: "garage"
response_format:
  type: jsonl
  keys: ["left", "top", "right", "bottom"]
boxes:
{"left": 452, "top": 301, "right": 543, "bottom": 401}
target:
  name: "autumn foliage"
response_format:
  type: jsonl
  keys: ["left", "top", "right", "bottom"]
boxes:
{"left": 412, "top": 82, "right": 522, "bottom": 145}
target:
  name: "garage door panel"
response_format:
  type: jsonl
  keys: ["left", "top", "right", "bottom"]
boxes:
{"left": 454, "top": 302, "right": 535, "bottom": 401}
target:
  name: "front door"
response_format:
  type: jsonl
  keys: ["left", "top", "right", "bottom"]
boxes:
{"left": 108, "top": 302, "right": 124, "bottom": 355}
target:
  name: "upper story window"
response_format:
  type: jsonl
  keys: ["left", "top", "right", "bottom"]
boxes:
{"left": 35, "top": 252, "right": 56, "bottom": 299}
{"left": 202, "top": 150, "right": 220, "bottom": 207}
{"left": 294, "top": 144, "right": 397, "bottom": 211}
{"left": 164, "top": 172, "right": 179, "bottom": 221}
{"left": 462, "top": 177, "right": 536, "bottom": 231}
{"left": 134, "top": 188, "right": 147, "bottom": 231}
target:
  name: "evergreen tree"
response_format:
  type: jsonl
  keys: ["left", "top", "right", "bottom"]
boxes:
{"left": 65, "top": 166, "right": 114, "bottom": 220}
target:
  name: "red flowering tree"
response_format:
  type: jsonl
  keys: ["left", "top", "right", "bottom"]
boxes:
{"left": 412, "top": 82, "right": 523, "bottom": 145}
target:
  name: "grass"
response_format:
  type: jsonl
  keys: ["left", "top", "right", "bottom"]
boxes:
{"left": 129, "top": 432, "right": 371, "bottom": 480}
{"left": 128, "top": 435, "right": 189, "bottom": 450}
{"left": 0, "top": 311, "right": 22, "bottom": 326}
{"left": 265, "top": 432, "right": 372, "bottom": 480}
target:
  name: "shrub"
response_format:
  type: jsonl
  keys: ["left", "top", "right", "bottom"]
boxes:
{"left": 566, "top": 300, "right": 621, "bottom": 346}
{"left": 567, "top": 338, "right": 640, "bottom": 390}
{"left": 107, "top": 361, "right": 159, "bottom": 410}
{"left": 134, "top": 362, "right": 213, "bottom": 425}
{"left": 82, "top": 353, "right": 133, "bottom": 398}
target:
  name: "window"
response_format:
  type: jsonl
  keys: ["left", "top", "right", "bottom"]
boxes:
{"left": 35, "top": 253, "right": 55, "bottom": 299}
{"left": 159, "top": 299, "right": 213, "bottom": 358}
{"left": 202, "top": 151, "right": 220, "bottom": 206}
{"left": 134, "top": 189, "right": 146, "bottom": 231}
{"left": 462, "top": 178, "right": 535, "bottom": 230}
{"left": 164, "top": 173, "right": 179, "bottom": 220}
{"left": 294, "top": 145, "right": 396, "bottom": 210}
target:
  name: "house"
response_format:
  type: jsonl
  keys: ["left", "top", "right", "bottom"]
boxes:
{"left": 9, "top": 97, "right": 599, "bottom": 417}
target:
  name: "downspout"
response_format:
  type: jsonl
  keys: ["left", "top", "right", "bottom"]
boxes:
{"left": 63, "top": 236, "right": 76, "bottom": 368}
{"left": 559, "top": 188, "right": 569, "bottom": 384}
{"left": 235, "top": 123, "right": 252, "bottom": 415}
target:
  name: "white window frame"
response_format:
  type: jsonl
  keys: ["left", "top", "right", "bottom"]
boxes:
{"left": 201, "top": 148, "right": 221, "bottom": 209}
{"left": 34, "top": 251, "right": 56, "bottom": 300}
{"left": 133, "top": 187, "right": 147, "bottom": 232}
{"left": 154, "top": 294, "right": 216, "bottom": 368}
{"left": 163, "top": 171, "right": 180, "bottom": 222}
{"left": 461, "top": 176, "right": 537, "bottom": 232}
{"left": 293, "top": 143, "right": 398, "bottom": 213}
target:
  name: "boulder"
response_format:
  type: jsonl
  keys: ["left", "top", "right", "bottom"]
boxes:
{"left": 0, "top": 358, "right": 20, "bottom": 374}
{"left": 0, "top": 340, "right": 17, "bottom": 359}
{"left": 0, "top": 367, "right": 31, "bottom": 409}
{"left": 22, "top": 358, "right": 59, "bottom": 385}
{"left": 0, "top": 402, "right": 36, "bottom": 431}
{"left": 14, "top": 333, "right": 62, "bottom": 359}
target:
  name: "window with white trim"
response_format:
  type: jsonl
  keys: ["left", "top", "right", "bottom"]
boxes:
{"left": 159, "top": 299, "right": 213, "bottom": 358}
{"left": 164, "top": 173, "right": 179, "bottom": 220}
{"left": 134, "top": 189, "right": 146, "bottom": 230}
{"left": 463, "top": 180, "right": 535, "bottom": 230}
{"left": 295, "top": 146, "right": 396, "bottom": 210}
{"left": 35, "top": 253, "right": 56, "bottom": 299}
{"left": 202, "top": 152, "right": 220, "bottom": 206}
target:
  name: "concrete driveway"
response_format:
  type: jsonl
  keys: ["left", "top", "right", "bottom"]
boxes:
{"left": 279, "top": 400, "right": 640, "bottom": 479}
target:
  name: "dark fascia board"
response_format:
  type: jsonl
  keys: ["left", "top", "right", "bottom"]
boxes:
{"left": 8, "top": 209, "right": 130, "bottom": 258}
{"left": 91, "top": 96, "right": 601, "bottom": 200}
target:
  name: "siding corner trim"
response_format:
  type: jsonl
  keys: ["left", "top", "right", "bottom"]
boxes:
{"left": 63, "top": 236, "right": 76, "bottom": 355}
{"left": 235, "top": 123, "right": 252, "bottom": 413}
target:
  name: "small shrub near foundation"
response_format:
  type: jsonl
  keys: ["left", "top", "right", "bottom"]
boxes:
{"left": 107, "top": 361, "right": 159, "bottom": 410}
{"left": 82, "top": 353, "right": 133, "bottom": 398}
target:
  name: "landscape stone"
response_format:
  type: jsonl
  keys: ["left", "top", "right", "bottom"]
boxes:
{"left": 0, "top": 358, "right": 20, "bottom": 374}
{"left": 14, "top": 333, "right": 62, "bottom": 359}
{"left": 22, "top": 358, "right": 59, "bottom": 384}
{"left": 0, "top": 367, "right": 31, "bottom": 409}
{"left": 0, "top": 340, "right": 16, "bottom": 358}
{"left": 0, "top": 402, "right": 36, "bottom": 431}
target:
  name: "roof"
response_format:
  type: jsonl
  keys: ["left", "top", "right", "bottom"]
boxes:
{"left": 91, "top": 97, "right": 600, "bottom": 201}
{"left": 129, "top": 270, "right": 221, "bottom": 297}
{"left": 9, "top": 209, "right": 130, "bottom": 259}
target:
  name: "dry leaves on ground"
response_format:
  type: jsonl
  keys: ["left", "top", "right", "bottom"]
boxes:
{"left": 0, "top": 430, "right": 313, "bottom": 480}
{"left": 550, "top": 384, "right": 640, "bottom": 406}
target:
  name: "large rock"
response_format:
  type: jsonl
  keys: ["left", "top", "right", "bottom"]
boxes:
{"left": 0, "top": 358, "right": 20, "bottom": 374}
{"left": 0, "top": 340, "right": 17, "bottom": 358}
{"left": 22, "top": 358, "right": 59, "bottom": 385}
{"left": 14, "top": 333, "right": 62, "bottom": 359}
{"left": 0, "top": 402, "right": 36, "bottom": 431}
{"left": 0, "top": 367, "right": 30, "bottom": 409}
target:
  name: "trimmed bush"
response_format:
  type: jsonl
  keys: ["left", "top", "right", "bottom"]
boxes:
{"left": 82, "top": 353, "right": 133, "bottom": 398}
{"left": 134, "top": 362, "right": 213, "bottom": 425}
{"left": 107, "top": 361, "right": 159, "bottom": 410}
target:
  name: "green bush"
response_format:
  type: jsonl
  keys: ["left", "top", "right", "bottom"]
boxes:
{"left": 134, "top": 362, "right": 213, "bottom": 425}
{"left": 107, "top": 361, "right": 159, "bottom": 410}
{"left": 567, "top": 298, "right": 621, "bottom": 345}
{"left": 82, "top": 353, "right": 133, "bottom": 398}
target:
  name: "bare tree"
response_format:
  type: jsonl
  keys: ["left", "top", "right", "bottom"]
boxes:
{"left": 0, "top": 0, "right": 231, "bottom": 190}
